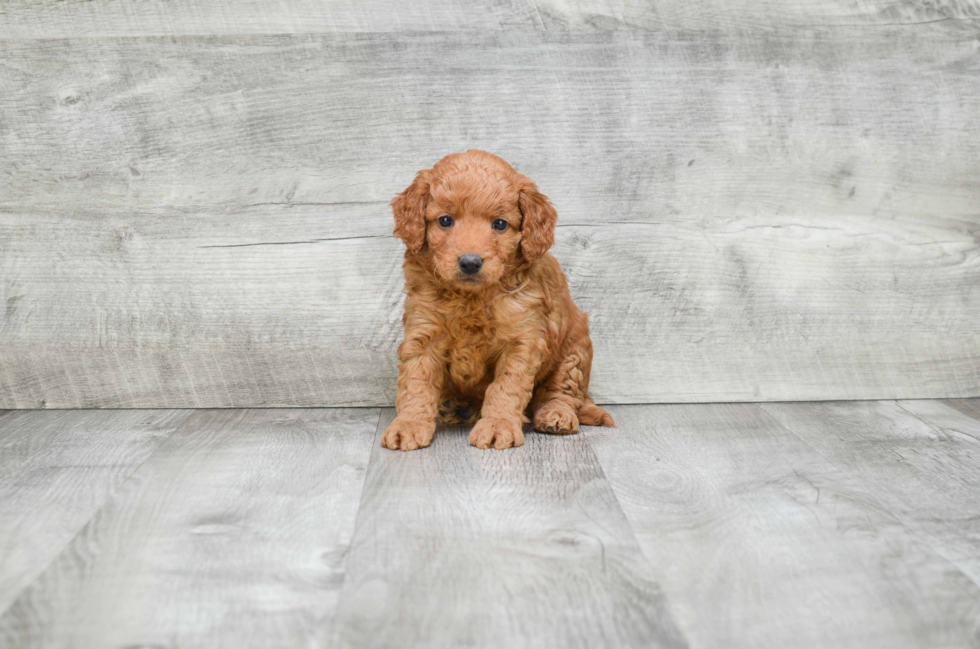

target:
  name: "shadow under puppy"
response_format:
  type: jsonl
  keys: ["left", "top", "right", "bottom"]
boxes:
{"left": 383, "top": 150, "right": 614, "bottom": 451}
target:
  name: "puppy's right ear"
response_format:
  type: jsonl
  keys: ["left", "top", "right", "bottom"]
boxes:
{"left": 391, "top": 169, "right": 432, "bottom": 253}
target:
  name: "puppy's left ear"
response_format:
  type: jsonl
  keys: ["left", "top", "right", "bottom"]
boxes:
{"left": 517, "top": 177, "right": 558, "bottom": 264}
{"left": 391, "top": 169, "right": 432, "bottom": 253}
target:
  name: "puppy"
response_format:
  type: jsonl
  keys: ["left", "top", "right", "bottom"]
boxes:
{"left": 382, "top": 150, "right": 614, "bottom": 451}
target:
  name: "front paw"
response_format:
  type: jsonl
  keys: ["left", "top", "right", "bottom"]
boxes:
{"left": 469, "top": 417, "right": 524, "bottom": 450}
{"left": 381, "top": 417, "right": 436, "bottom": 451}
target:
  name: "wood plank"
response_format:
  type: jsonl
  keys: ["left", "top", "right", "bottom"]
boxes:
{"left": 2, "top": 33, "right": 978, "bottom": 219}
{"left": 1, "top": 30, "right": 978, "bottom": 407}
{"left": 2, "top": 211, "right": 977, "bottom": 407}
{"left": 0, "top": 0, "right": 977, "bottom": 37}
{"left": 0, "top": 408, "right": 380, "bottom": 647}
{"left": 330, "top": 409, "right": 686, "bottom": 648}
{"left": 0, "top": 219, "right": 406, "bottom": 408}
{"left": 761, "top": 400, "right": 980, "bottom": 585}
{"left": 0, "top": 409, "right": 190, "bottom": 614}
{"left": 585, "top": 404, "right": 980, "bottom": 648}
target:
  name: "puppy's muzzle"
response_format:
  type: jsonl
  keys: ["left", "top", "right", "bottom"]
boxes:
{"left": 458, "top": 254, "right": 483, "bottom": 276}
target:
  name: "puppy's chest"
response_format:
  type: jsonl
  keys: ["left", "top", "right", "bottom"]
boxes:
{"left": 443, "top": 306, "right": 501, "bottom": 389}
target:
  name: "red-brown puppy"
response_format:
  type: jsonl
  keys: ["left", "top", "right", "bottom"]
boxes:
{"left": 383, "top": 150, "right": 614, "bottom": 451}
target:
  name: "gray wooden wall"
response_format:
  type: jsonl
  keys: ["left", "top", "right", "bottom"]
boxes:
{"left": 1, "top": 1, "right": 979, "bottom": 408}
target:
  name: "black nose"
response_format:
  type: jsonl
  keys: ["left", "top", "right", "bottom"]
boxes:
{"left": 458, "top": 254, "right": 483, "bottom": 275}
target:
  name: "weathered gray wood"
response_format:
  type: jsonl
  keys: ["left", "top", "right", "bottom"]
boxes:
{"left": 0, "top": 0, "right": 977, "bottom": 37}
{"left": 1, "top": 30, "right": 978, "bottom": 407}
{"left": 585, "top": 404, "right": 980, "bottom": 648}
{"left": 0, "top": 409, "right": 190, "bottom": 614}
{"left": 0, "top": 408, "right": 379, "bottom": 648}
{"left": 2, "top": 211, "right": 977, "bottom": 407}
{"left": 331, "top": 409, "right": 686, "bottom": 648}
{"left": 3, "top": 33, "right": 978, "bottom": 218}
{"left": 761, "top": 400, "right": 980, "bottom": 586}
{"left": 0, "top": 212, "right": 405, "bottom": 408}
{"left": 2, "top": 402, "right": 980, "bottom": 647}
{"left": 943, "top": 397, "right": 980, "bottom": 422}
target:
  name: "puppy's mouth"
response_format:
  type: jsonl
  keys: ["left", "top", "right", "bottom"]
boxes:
{"left": 455, "top": 273, "right": 484, "bottom": 286}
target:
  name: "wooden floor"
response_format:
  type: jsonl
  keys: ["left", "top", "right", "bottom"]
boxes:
{"left": 1, "top": 400, "right": 979, "bottom": 648}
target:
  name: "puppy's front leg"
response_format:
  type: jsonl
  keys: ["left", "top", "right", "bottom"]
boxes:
{"left": 470, "top": 344, "right": 541, "bottom": 450}
{"left": 382, "top": 325, "right": 445, "bottom": 451}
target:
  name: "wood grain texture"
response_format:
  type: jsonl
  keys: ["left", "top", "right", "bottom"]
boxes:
{"left": 761, "top": 400, "right": 980, "bottom": 586}
{"left": 3, "top": 32, "right": 979, "bottom": 218}
{"left": 1, "top": 29, "right": 978, "bottom": 407}
{"left": 0, "top": 0, "right": 977, "bottom": 37}
{"left": 2, "top": 211, "right": 977, "bottom": 407}
{"left": 0, "top": 409, "right": 190, "bottom": 614}
{"left": 0, "top": 408, "right": 379, "bottom": 648}
{"left": 1, "top": 403, "right": 979, "bottom": 647}
{"left": 330, "top": 409, "right": 686, "bottom": 648}
{"left": 585, "top": 404, "right": 980, "bottom": 648}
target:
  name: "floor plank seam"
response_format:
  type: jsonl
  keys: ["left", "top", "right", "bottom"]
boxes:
{"left": 323, "top": 406, "right": 387, "bottom": 640}
{"left": 756, "top": 402, "right": 980, "bottom": 593}
{"left": 893, "top": 400, "right": 980, "bottom": 444}
{"left": 940, "top": 399, "right": 980, "bottom": 435}
{"left": 0, "top": 409, "right": 197, "bottom": 619}
{"left": 580, "top": 422, "right": 675, "bottom": 571}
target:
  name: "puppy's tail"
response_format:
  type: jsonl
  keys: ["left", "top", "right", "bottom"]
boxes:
{"left": 578, "top": 397, "right": 615, "bottom": 427}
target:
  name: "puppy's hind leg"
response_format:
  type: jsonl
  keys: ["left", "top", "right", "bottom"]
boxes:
{"left": 533, "top": 396, "right": 579, "bottom": 435}
{"left": 532, "top": 353, "right": 586, "bottom": 435}
{"left": 578, "top": 395, "right": 615, "bottom": 428}
{"left": 437, "top": 394, "right": 480, "bottom": 425}
{"left": 532, "top": 343, "right": 614, "bottom": 435}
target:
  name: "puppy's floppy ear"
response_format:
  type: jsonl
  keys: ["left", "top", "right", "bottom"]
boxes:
{"left": 517, "top": 177, "right": 558, "bottom": 264}
{"left": 391, "top": 169, "right": 432, "bottom": 253}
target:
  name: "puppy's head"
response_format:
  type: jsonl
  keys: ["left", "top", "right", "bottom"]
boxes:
{"left": 391, "top": 150, "right": 557, "bottom": 290}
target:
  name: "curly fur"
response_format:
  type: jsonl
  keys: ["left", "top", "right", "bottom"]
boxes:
{"left": 382, "top": 150, "right": 614, "bottom": 451}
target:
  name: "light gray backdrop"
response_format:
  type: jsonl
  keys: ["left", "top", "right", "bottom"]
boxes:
{"left": 1, "top": 1, "right": 978, "bottom": 408}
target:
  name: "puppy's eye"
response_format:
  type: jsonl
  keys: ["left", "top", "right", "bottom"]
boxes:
{"left": 438, "top": 215, "right": 454, "bottom": 228}
{"left": 492, "top": 219, "right": 508, "bottom": 231}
